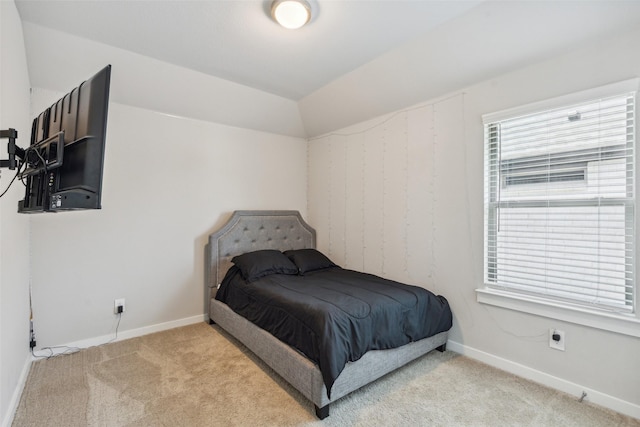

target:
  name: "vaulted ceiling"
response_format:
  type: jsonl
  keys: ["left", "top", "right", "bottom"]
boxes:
{"left": 14, "top": 0, "right": 640, "bottom": 137}
{"left": 15, "top": 0, "right": 484, "bottom": 100}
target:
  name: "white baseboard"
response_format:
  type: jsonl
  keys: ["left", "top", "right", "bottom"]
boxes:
{"left": 32, "top": 314, "right": 206, "bottom": 358}
{"left": 447, "top": 340, "right": 640, "bottom": 421}
{"left": 1, "top": 355, "right": 32, "bottom": 427}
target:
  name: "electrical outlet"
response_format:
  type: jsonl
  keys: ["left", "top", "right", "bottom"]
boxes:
{"left": 114, "top": 298, "right": 126, "bottom": 314}
{"left": 549, "top": 328, "right": 565, "bottom": 351}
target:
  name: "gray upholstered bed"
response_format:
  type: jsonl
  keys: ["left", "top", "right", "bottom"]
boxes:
{"left": 205, "top": 210, "right": 449, "bottom": 419}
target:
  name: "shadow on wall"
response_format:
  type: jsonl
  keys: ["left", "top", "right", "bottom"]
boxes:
{"left": 198, "top": 211, "right": 236, "bottom": 318}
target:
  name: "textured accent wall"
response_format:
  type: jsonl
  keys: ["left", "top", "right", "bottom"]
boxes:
{"left": 307, "top": 94, "right": 467, "bottom": 294}
{"left": 306, "top": 27, "right": 640, "bottom": 416}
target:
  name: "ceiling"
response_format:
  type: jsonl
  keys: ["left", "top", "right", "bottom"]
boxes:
{"left": 13, "top": 0, "right": 640, "bottom": 137}
{"left": 15, "top": 0, "right": 485, "bottom": 100}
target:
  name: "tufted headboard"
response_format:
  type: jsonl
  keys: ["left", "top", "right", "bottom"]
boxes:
{"left": 205, "top": 210, "right": 316, "bottom": 295}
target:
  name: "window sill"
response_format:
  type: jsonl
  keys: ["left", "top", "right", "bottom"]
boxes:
{"left": 476, "top": 287, "right": 640, "bottom": 338}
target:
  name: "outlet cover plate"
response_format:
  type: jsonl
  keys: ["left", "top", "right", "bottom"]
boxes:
{"left": 114, "top": 298, "right": 126, "bottom": 314}
{"left": 549, "top": 329, "right": 565, "bottom": 351}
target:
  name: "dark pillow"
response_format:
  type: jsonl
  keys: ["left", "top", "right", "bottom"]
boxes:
{"left": 232, "top": 250, "right": 298, "bottom": 281}
{"left": 284, "top": 248, "right": 338, "bottom": 275}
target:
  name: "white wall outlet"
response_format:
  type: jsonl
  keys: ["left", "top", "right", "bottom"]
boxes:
{"left": 549, "top": 329, "right": 565, "bottom": 351}
{"left": 114, "top": 298, "right": 126, "bottom": 314}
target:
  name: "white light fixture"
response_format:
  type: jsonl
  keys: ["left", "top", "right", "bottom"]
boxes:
{"left": 271, "top": 0, "right": 311, "bottom": 30}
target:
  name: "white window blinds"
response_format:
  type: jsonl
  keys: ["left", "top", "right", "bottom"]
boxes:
{"left": 484, "top": 91, "right": 635, "bottom": 312}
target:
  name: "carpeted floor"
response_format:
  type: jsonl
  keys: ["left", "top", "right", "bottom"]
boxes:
{"left": 12, "top": 323, "right": 639, "bottom": 426}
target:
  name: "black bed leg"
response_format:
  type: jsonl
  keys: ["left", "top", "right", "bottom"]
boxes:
{"left": 436, "top": 343, "right": 446, "bottom": 352}
{"left": 315, "top": 404, "right": 329, "bottom": 419}
{"left": 208, "top": 318, "right": 215, "bottom": 325}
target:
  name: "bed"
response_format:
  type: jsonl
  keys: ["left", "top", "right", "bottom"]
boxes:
{"left": 205, "top": 210, "right": 452, "bottom": 419}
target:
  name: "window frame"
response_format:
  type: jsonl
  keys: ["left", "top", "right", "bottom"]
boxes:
{"left": 477, "top": 79, "right": 640, "bottom": 338}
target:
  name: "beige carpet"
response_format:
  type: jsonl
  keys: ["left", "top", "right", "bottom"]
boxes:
{"left": 13, "top": 323, "right": 639, "bottom": 426}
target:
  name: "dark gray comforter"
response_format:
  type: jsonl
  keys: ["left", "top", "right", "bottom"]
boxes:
{"left": 215, "top": 266, "right": 452, "bottom": 396}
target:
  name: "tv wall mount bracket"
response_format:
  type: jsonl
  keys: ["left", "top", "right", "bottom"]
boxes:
{"left": 0, "top": 128, "right": 25, "bottom": 170}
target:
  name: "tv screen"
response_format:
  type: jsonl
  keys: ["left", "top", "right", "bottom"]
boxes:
{"left": 18, "top": 65, "right": 111, "bottom": 213}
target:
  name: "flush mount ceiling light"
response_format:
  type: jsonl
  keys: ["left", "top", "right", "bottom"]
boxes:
{"left": 271, "top": 0, "right": 311, "bottom": 30}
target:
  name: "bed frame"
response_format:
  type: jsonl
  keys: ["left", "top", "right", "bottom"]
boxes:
{"left": 205, "top": 210, "right": 449, "bottom": 419}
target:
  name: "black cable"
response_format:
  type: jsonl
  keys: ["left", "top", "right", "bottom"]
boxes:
{"left": 0, "top": 161, "right": 24, "bottom": 198}
{"left": 32, "top": 148, "right": 48, "bottom": 175}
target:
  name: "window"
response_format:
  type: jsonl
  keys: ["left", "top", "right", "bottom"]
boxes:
{"left": 483, "top": 83, "right": 636, "bottom": 317}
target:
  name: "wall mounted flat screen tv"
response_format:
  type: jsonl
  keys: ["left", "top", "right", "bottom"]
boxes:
{"left": 18, "top": 65, "right": 111, "bottom": 213}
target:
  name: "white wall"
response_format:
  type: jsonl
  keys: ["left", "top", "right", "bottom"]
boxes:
{"left": 307, "top": 26, "right": 640, "bottom": 417}
{"left": 0, "top": 1, "right": 32, "bottom": 426}
{"left": 28, "top": 93, "right": 307, "bottom": 348}
{"left": 17, "top": 16, "right": 308, "bottom": 350}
